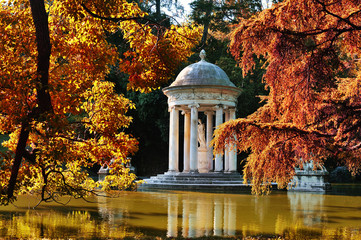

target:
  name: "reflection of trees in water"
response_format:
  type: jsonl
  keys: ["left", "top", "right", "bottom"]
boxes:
{"left": 0, "top": 206, "right": 143, "bottom": 238}
{"left": 1, "top": 192, "right": 361, "bottom": 239}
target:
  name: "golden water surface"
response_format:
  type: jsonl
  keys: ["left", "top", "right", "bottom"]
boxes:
{"left": 1, "top": 185, "right": 361, "bottom": 239}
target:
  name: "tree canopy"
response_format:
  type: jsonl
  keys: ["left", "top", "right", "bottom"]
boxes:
{"left": 0, "top": 0, "right": 200, "bottom": 205}
{"left": 190, "top": 0, "right": 263, "bottom": 45}
{"left": 213, "top": 0, "right": 361, "bottom": 194}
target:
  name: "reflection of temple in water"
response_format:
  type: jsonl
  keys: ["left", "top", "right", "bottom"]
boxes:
{"left": 2, "top": 192, "right": 361, "bottom": 239}
{"left": 166, "top": 194, "right": 237, "bottom": 238}
{"left": 287, "top": 192, "right": 326, "bottom": 226}
{"left": 94, "top": 191, "right": 336, "bottom": 238}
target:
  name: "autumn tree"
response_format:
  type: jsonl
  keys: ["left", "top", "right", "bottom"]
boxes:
{"left": 213, "top": 0, "right": 361, "bottom": 194}
{"left": 0, "top": 0, "right": 200, "bottom": 205}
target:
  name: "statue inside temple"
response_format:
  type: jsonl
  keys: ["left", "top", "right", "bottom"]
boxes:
{"left": 198, "top": 119, "right": 206, "bottom": 148}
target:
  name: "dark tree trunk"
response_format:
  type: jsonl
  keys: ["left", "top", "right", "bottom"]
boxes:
{"left": 156, "top": 0, "right": 161, "bottom": 19}
{"left": 201, "top": 19, "right": 210, "bottom": 46}
{"left": 7, "top": 0, "right": 52, "bottom": 200}
{"left": 200, "top": 0, "right": 213, "bottom": 46}
{"left": 29, "top": 0, "right": 53, "bottom": 113}
{"left": 7, "top": 122, "right": 30, "bottom": 199}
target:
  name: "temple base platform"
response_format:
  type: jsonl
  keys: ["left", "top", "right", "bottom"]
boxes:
{"left": 138, "top": 172, "right": 277, "bottom": 191}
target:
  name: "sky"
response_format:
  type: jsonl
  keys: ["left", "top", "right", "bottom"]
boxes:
{"left": 163, "top": 0, "right": 193, "bottom": 23}
{"left": 182, "top": 0, "right": 192, "bottom": 13}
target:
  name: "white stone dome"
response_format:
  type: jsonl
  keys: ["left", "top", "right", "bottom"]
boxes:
{"left": 163, "top": 50, "right": 241, "bottom": 108}
{"left": 170, "top": 50, "right": 236, "bottom": 87}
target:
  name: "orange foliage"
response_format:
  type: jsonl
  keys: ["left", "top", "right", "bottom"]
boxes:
{"left": 213, "top": 0, "right": 361, "bottom": 194}
{"left": 0, "top": 0, "right": 200, "bottom": 204}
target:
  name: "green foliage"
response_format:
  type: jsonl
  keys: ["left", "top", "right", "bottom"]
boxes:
{"left": 0, "top": 135, "right": 9, "bottom": 153}
{"left": 190, "top": 0, "right": 263, "bottom": 34}
{"left": 106, "top": 64, "right": 169, "bottom": 176}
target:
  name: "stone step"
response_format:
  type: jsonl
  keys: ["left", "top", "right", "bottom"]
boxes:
{"left": 148, "top": 177, "right": 243, "bottom": 182}
{"left": 147, "top": 179, "right": 244, "bottom": 183}
{"left": 145, "top": 179, "right": 244, "bottom": 184}
{"left": 138, "top": 172, "right": 254, "bottom": 191}
{"left": 138, "top": 182, "right": 253, "bottom": 191}
{"left": 152, "top": 174, "right": 243, "bottom": 180}
{"left": 156, "top": 173, "right": 242, "bottom": 178}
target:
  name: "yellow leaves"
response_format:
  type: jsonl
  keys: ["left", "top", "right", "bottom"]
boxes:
{"left": 0, "top": 1, "right": 37, "bottom": 127}
{"left": 82, "top": 80, "right": 135, "bottom": 134}
{"left": 0, "top": 0, "right": 202, "bottom": 203}
{"left": 0, "top": 0, "right": 139, "bottom": 202}
{"left": 119, "top": 19, "right": 202, "bottom": 92}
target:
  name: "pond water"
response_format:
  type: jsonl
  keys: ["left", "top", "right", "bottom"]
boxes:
{"left": 1, "top": 185, "right": 361, "bottom": 239}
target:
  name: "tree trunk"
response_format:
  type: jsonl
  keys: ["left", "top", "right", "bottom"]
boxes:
{"left": 201, "top": 0, "right": 213, "bottom": 46}
{"left": 29, "top": 0, "right": 53, "bottom": 113}
{"left": 7, "top": 0, "right": 52, "bottom": 200}
{"left": 201, "top": 19, "right": 210, "bottom": 46}
{"left": 7, "top": 122, "right": 30, "bottom": 199}
{"left": 156, "top": 0, "right": 161, "bottom": 20}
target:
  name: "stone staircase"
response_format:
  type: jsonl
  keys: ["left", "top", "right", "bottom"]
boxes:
{"left": 138, "top": 172, "right": 255, "bottom": 191}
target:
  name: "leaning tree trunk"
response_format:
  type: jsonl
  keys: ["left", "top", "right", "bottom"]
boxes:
{"left": 7, "top": 0, "right": 52, "bottom": 200}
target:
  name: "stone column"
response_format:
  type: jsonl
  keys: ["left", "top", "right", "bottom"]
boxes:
{"left": 189, "top": 104, "right": 199, "bottom": 173}
{"left": 205, "top": 111, "right": 214, "bottom": 172}
{"left": 168, "top": 106, "right": 179, "bottom": 173}
{"left": 176, "top": 108, "right": 179, "bottom": 172}
{"left": 228, "top": 108, "right": 237, "bottom": 172}
{"left": 224, "top": 109, "right": 230, "bottom": 172}
{"left": 183, "top": 110, "right": 191, "bottom": 173}
{"left": 214, "top": 105, "right": 223, "bottom": 172}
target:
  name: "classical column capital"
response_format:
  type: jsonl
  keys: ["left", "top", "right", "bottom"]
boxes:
{"left": 181, "top": 109, "right": 190, "bottom": 115}
{"left": 169, "top": 105, "right": 184, "bottom": 112}
{"left": 204, "top": 110, "right": 214, "bottom": 116}
{"left": 214, "top": 104, "right": 223, "bottom": 110}
{"left": 188, "top": 103, "right": 200, "bottom": 109}
{"left": 229, "top": 108, "right": 236, "bottom": 120}
{"left": 168, "top": 106, "right": 174, "bottom": 112}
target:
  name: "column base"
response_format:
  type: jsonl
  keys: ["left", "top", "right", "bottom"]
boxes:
{"left": 165, "top": 170, "right": 178, "bottom": 175}
{"left": 189, "top": 170, "right": 199, "bottom": 174}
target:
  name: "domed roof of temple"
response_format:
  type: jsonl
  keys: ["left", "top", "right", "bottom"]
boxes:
{"left": 170, "top": 50, "right": 236, "bottom": 87}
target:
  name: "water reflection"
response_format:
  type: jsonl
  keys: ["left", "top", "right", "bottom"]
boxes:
{"left": 1, "top": 188, "right": 361, "bottom": 239}
{"left": 288, "top": 192, "right": 326, "bottom": 227}
{"left": 163, "top": 194, "right": 237, "bottom": 238}
{"left": 95, "top": 190, "right": 361, "bottom": 238}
